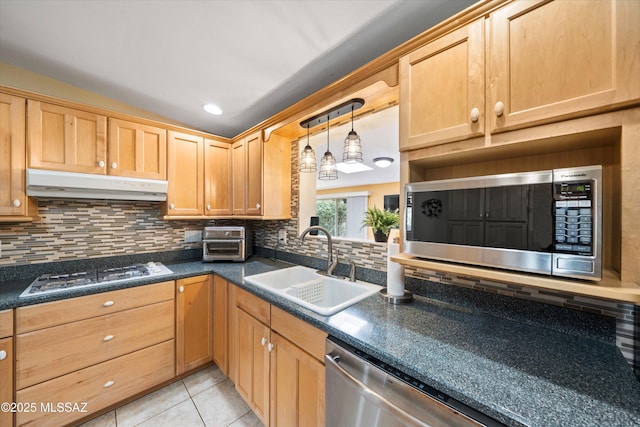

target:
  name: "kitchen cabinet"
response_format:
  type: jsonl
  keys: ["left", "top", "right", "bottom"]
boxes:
{"left": 0, "top": 93, "right": 38, "bottom": 222}
{"left": 15, "top": 281, "right": 175, "bottom": 427}
{"left": 232, "top": 131, "right": 291, "bottom": 219}
{"left": 176, "top": 275, "right": 213, "bottom": 375}
{"left": 489, "top": 0, "right": 640, "bottom": 133}
{"left": 108, "top": 118, "right": 167, "bottom": 180}
{"left": 232, "top": 286, "right": 326, "bottom": 426}
{"left": 212, "top": 275, "right": 229, "bottom": 375}
{"left": 165, "top": 130, "right": 204, "bottom": 216}
{"left": 205, "top": 138, "right": 233, "bottom": 215}
{"left": 27, "top": 100, "right": 107, "bottom": 174}
{"left": 0, "top": 310, "right": 13, "bottom": 427}
{"left": 399, "top": 19, "right": 484, "bottom": 150}
{"left": 400, "top": 0, "right": 640, "bottom": 151}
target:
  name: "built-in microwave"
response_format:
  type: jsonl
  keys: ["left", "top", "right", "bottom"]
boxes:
{"left": 404, "top": 165, "right": 602, "bottom": 281}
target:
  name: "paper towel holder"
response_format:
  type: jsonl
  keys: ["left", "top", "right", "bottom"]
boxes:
{"left": 379, "top": 288, "right": 413, "bottom": 304}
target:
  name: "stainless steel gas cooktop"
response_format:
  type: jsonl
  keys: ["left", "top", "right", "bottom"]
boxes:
{"left": 19, "top": 262, "right": 173, "bottom": 298}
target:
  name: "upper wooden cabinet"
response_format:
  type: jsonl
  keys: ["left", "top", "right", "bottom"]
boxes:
{"left": 232, "top": 132, "right": 262, "bottom": 216}
{"left": 28, "top": 100, "right": 107, "bottom": 174}
{"left": 166, "top": 130, "right": 204, "bottom": 217}
{"left": 0, "top": 93, "right": 38, "bottom": 221}
{"left": 399, "top": 19, "right": 485, "bottom": 150}
{"left": 108, "top": 118, "right": 167, "bottom": 180}
{"left": 489, "top": 0, "right": 640, "bottom": 133}
{"left": 205, "top": 138, "right": 233, "bottom": 216}
{"left": 400, "top": 0, "right": 640, "bottom": 151}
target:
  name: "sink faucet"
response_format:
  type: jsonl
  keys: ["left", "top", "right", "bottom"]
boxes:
{"left": 299, "top": 226, "right": 339, "bottom": 276}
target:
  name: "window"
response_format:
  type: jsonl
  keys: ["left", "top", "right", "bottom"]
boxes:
{"left": 316, "top": 192, "right": 369, "bottom": 239}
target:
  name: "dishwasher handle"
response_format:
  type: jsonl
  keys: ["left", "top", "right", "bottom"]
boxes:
{"left": 325, "top": 354, "right": 431, "bottom": 427}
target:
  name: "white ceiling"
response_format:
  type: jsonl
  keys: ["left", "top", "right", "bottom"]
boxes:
{"left": 0, "top": 0, "right": 474, "bottom": 139}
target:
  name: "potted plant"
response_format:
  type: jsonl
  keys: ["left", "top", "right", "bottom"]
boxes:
{"left": 362, "top": 206, "right": 399, "bottom": 242}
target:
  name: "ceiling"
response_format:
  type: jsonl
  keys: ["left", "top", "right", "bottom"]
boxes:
{"left": 0, "top": 0, "right": 474, "bottom": 139}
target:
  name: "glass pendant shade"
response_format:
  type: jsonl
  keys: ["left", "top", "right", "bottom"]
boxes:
{"left": 299, "top": 128, "right": 317, "bottom": 172}
{"left": 318, "top": 115, "right": 338, "bottom": 180}
{"left": 342, "top": 106, "right": 363, "bottom": 163}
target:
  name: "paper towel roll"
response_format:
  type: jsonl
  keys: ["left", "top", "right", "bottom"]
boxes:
{"left": 386, "top": 242, "right": 405, "bottom": 296}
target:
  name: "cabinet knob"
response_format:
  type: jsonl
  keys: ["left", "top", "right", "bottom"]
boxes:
{"left": 103, "top": 335, "right": 114, "bottom": 342}
{"left": 0, "top": 350, "right": 6, "bottom": 361}
{"left": 267, "top": 343, "right": 274, "bottom": 352}
{"left": 169, "top": 203, "right": 175, "bottom": 209}
{"left": 179, "top": 286, "right": 184, "bottom": 293}
{"left": 470, "top": 107, "right": 480, "bottom": 123}
{"left": 111, "top": 162, "right": 118, "bottom": 169}
{"left": 207, "top": 204, "right": 211, "bottom": 211}
{"left": 494, "top": 101, "right": 505, "bottom": 117}
{"left": 12, "top": 199, "right": 21, "bottom": 208}
{"left": 98, "top": 160, "right": 105, "bottom": 168}
{"left": 104, "top": 380, "right": 115, "bottom": 388}
{"left": 103, "top": 301, "right": 115, "bottom": 307}
{"left": 256, "top": 203, "right": 261, "bottom": 209}
{"left": 261, "top": 337, "right": 267, "bottom": 346}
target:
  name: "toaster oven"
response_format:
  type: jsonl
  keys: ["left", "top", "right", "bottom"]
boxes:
{"left": 202, "top": 226, "right": 252, "bottom": 262}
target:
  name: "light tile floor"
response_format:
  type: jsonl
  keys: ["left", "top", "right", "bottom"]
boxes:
{"left": 79, "top": 366, "right": 263, "bottom": 427}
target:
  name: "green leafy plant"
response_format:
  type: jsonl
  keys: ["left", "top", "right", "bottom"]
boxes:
{"left": 362, "top": 206, "right": 399, "bottom": 239}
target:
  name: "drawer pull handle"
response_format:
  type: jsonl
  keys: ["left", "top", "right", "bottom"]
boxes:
{"left": 103, "top": 335, "right": 114, "bottom": 342}
{"left": 104, "top": 380, "right": 114, "bottom": 388}
{"left": 261, "top": 337, "right": 267, "bottom": 346}
{"left": 103, "top": 301, "right": 115, "bottom": 307}
{"left": 0, "top": 350, "right": 6, "bottom": 361}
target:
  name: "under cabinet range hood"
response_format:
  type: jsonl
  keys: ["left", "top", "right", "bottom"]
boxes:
{"left": 26, "top": 169, "right": 168, "bottom": 201}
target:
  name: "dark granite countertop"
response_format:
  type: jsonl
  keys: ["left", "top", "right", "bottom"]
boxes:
{"left": 1, "top": 257, "right": 639, "bottom": 426}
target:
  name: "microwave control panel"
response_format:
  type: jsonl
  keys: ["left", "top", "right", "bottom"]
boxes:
{"left": 553, "top": 181, "right": 594, "bottom": 256}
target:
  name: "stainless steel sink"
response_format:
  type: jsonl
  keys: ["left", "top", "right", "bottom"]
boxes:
{"left": 244, "top": 266, "right": 381, "bottom": 316}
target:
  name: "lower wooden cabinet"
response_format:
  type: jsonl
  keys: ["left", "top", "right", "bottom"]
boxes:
{"left": 212, "top": 275, "right": 229, "bottom": 375}
{"left": 176, "top": 275, "right": 213, "bottom": 374}
{"left": 0, "top": 336, "right": 14, "bottom": 427}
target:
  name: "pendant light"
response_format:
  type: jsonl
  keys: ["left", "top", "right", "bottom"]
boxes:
{"left": 299, "top": 126, "right": 316, "bottom": 172}
{"left": 342, "top": 104, "right": 363, "bottom": 163}
{"left": 318, "top": 115, "right": 338, "bottom": 180}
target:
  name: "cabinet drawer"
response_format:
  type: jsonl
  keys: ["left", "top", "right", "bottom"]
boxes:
{"left": 16, "top": 281, "right": 174, "bottom": 333}
{"left": 17, "top": 300, "right": 174, "bottom": 389}
{"left": 236, "top": 287, "right": 270, "bottom": 325}
{"left": 271, "top": 306, "right": 326, "bottom": 361}
{"left": 16, "top": 339, "right": 175, "bottom": 427}
{"left": 0, "top": 309, "right": 13, "bottom": 338}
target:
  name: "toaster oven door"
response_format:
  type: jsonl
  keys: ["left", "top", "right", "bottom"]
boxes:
{"left": 203, "top": 239, "right": 245, "bottom": 261}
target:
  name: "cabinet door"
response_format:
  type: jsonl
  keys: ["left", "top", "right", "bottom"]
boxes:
{"left": 270, "top": 332, "right": 325, "bottom": 427}
{"left": 205, "top": 138, "right": 233, "bottom": 216}
{"left": 489, "top": 0, "right": 640, "bottom": 132}
{"left": 399, "top": 19, "right": 484, "bottom": 150}
{"left": 0, "top": 337, "right": 13, "bottom": 427}
{"left": 0, "top": 94, "right": 29, "bottom": 217}
{"left": 245, "top": 132, "right": 263, "bottom": 216}
{"left": 108, "top": 118, "right": 167, "bottom": 180}
{"left": 28, "top": 100, "right": 107, "bottom": 174}
{"left": 236, "top": 308, "right": 270, "bottom": 425}
{"left": 176, "top": 275, "right": 212, "bottom": 375}
{"left": 232, "top": 140, "right": 246, "bottom": 215}
{"left": 212, "top": 275, "right": 228, "bottom": 375}
{"left": 167, "top": 130, "right": 204, "bottom": 216}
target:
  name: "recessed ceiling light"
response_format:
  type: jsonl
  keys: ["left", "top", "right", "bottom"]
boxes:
{"left": 203, "top": 104, "right": 223, "bottom": 115}
{"left": 373, "top": 157, "right": 394, "bottom": 168}
{"left": 336, "top": 162, "right": 373, "bottom": 174}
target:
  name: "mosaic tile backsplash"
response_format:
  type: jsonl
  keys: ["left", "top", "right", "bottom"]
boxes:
{"left": 0, "top": 138, "right": 636, "bottom": 375}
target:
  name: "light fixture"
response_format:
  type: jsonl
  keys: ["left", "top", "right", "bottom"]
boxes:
{"left": 203, "top": 104, "right": 223, "bottom": 115}
{"left": 342, "top": 104, "right": 363, "bottom": 163}
{"left": 299, "top": 126, "right": 316, "bottom": 173}
{"left": 318, "top": 115, "right": 338, "bottom": 180}
{"left": 373, "top": 157, "right": 394, "bottom": 168}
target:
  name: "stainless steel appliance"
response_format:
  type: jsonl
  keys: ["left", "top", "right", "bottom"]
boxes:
{"left": 404, "top": 165, "right": 602, "bottom": 280}
{"left": 326, "top": 338, "right": 504, "bottom": 427}
{"left": 19, "top": 262, "right": 173, "bottom": 298}
{"left": 202, "top": 226, "right": 252, "bottom": 262}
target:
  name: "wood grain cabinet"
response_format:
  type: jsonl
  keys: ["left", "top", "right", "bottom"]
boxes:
{"left": 212, "top": 275, "right": 229, "bottom": 375}
{"left": 232, "top": 133, "right": 262, "bottom": 216}
{"left": 205, "top": 138, "right": 233, "bottom": 215}
{"left": 0, "top": 93, "right": 38, "bottom": 222}
{"left": 165, "top": 130, "right": 204, "bottom": 217}
{"left": 14, "top": 282, "right": 175, "bottom": 427}
{"left": 400, "top": 0, "right": 640, "bottom": 151}
{"left": 176, "top": 275, "right": 213, "bottom": 375}
{"left": 108, "top": 118, "right": 167, "bottom": 180}
{"left": 232, "top": 286, "right": 326, "bottom": 426}
{"left": 27, "top": 100, "right": 107, "bottom": 174}
{"left": 0, "top": 310, "right": 14, "bottom": 427}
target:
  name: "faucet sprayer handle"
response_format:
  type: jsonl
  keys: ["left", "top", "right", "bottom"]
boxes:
{"left": 349, "top": 260, "right": 357, "bottom": 282}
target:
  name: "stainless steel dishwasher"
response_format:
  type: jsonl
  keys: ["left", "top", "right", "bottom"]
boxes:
{"left": 326, "top": 338, "right": 505, "bottom": 427}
